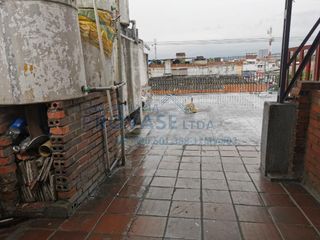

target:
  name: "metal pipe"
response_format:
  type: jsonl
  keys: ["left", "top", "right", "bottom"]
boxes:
{"left": 121, "top": 33, "right": 136, "bottom": 43}
{"left": 282, "top": 31, "right": 320, "bottom": 101}
{"left": 92, "top": 0, "right": 114, "bottom": 120}
{"left": 101, "top": 116, "right": 111, "bottom": 173}
{"left": 115, "top": 0, "right": 126, "bottom": 166}
{"left": 278, "top": 0, "right": 293, "bottom": 103}
{"left": 288, "top": 17, "right": 320, "bottom": 66}
{"left": 82, "top": 82, "right": 126, "bottom": 93}
{"left": 115, "top": 86, "right": 126, "bottom": 166}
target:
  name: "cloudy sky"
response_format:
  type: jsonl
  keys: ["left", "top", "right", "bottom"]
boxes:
{"left": 129, "top": 0, "right": 320, "bottom": 59}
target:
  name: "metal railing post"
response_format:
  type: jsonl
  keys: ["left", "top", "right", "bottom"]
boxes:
{"left": 278, "top": 0, "right": 293, "bottom": 103}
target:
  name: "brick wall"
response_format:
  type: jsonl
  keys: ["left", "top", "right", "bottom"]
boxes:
{"left": 304, "top": 90, "right": 320, "bottom": 196}
{"left": 0, "top": 91, "right": 122, "bottom": 217}
{"left": 48, "top": 91, "right": 121, "bottom": 210}
{"left": 288, "top": 82, "right": 320, "bottom": 179}
{"left": 152, "top": 83, "right": 268, "bottom": 95}
{"left": 0, "top": 107, "right": 24, "bottom": 217}
{"left": 290, "top": 91, "right": 312, "bottom": 177}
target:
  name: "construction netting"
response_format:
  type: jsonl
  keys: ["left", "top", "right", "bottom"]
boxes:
{"left": 78, "top": 9, "right": 116, "bottom": 57}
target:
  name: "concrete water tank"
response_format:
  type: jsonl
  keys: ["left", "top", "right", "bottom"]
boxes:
{"left": 77, "top": 0, "right": 116, "bottom": 12}
{"left": 77, "top": 0, "right": 118, "bottom": 87}
{"left": 0, "top": 0, "right": 86, "bottom": 105}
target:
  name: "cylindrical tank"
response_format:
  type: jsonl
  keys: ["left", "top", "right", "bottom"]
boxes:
{"left": 77, "top": 0, "right": 116, "bottom": 12}
{"left": 0, "top": 0, "right": 86, "bottom": 105}
{"left": 77, "top": 0, "right": 117, "bottom": 87}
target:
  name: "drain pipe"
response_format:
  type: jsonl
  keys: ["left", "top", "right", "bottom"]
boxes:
{"left": 82, "top": 81, "right": 127, "bottom": 167}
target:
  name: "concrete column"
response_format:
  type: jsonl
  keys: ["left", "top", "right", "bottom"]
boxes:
{"left": 260, "top": 102, "right": 297, "bottom": 177}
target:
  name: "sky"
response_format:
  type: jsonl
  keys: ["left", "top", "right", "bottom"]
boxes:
{"left": 129, "top": 0, "right": 320, "bottom": 59}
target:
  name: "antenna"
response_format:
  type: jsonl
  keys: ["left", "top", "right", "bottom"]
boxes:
{"left": 154, "top": 39, "right": 158, "bottom": 60}
{"left": 267, "top": 27, "right": 274, "bottom": 56}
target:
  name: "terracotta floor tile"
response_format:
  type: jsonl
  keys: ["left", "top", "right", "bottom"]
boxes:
{"left": 223, "top": 163, "right": 246, "bottom": 173}
{"left": 9, "top": 229, "right": 54, "bottom": 240}
{"left": 269, "top": 207, "right": 309, "bottom": 224}
{"left": 148, "top": 150, "right": 166, "bottom": 155}
{"left": 237, "top": 146, "right": 257, "bottom": 151}
{"left": 219, "top": 146, "right": 237, "bottom": 151}
{"left": 202, "top": 171, "right": 225, "bottom": 180}
{"left": 181, "top": 156, "right": 201, "bottom": 163}
{"left": 242, "top": 157, "right": 260, "bottom": 165}
{"left": 165, "top": 218, "right": 201, "bottom": 239}
{"left": 151, "top": 145, "right": 167, "bottom": 150}
{"left": 291, "top": 194, "right": 320, "bottom": 208}
{"left": 183, "top": 150, "right": 201, "bottom": 156}
{"left": 179, "top": 163, "right": 200, "bottom": 171}
{"left": 235, "top": 205, "right": 272, "bottom": 223}
{"left": 228, "top": 181, "right": 257, "bottom": 192}
{"left": 283, "top": 183, "right": 309, "bottom": 194}
{"left": 277, "top": 224, "right": 320, "bottom": 240}
{"left": 185, "top": 145, "right": 202, "bottom": 150}
{"left": 201, "top": 151, "right": 220, "bottom": 157}
{"left": 128, "top": 216, "right": 166, "bottom": 238}
{"left": 226, "top": 172, "right": 251, "bottom": 181}
{"left": 201, "top": 156, "right": 221, "bottom": 164}
{"left": 202, "top": 146, "right": 219, "bottom": 151}
{"left": 165, "top": 149, "right": 183, "bottom": 156}
{"left": 127, "top": 176, "right": 152, "bottom": 186}
{"left": 94, "top": 214, "right": 132, "bottom": 235}
{"left": 140, "top": 161, "right": 160, "bottom": 169}
{"left": 60, "top": 213, "right": 100, "bottom": 232}
{"left": 167, "top": 145, "right": 184, "bottom": 150}
{"left": 145, "top": 187, "right": 174, "bottom": 200}
{"left": 50, "top": 231, "right": 87, "bottom": 240}
{"left": 23, "top": 218, "right": 64, "bottom": 229}
{"left": 173, "top": 188, "right": 201, "bottom": 202}
{"left": 87, "top": 233, "right": 125, "bottom": 240}
{"left": 97, "top": 183, "right": 123, "bottom": 197}
{"left": 107, "top": 198, "right": 141, "bottom": 214}
{"left": 203, "top": 220, "right": 241, "bottom": 240}
{"left": 239, "top": 151, "right": 259, "bottom": 158}
{"left": 161, "top": 155, "right": 181, "bottom": 162}
{"left": 155, "top": 169, "right": 178, "bottom": 178}
{"left": 255, "top": 181, "right": 285, "bottom": 194}
{"left": 151, "top": 177, "right": 176, "bottom": 187}
{"left": 118, "top": 185, "right": 146, "bottom": 198}
{"left": 158, "top": 162, "right": 179, "bottom": 170}
{"left": 220, "top": 151, "right": 240, "bottom": 157}
{"left": 203, "top": 203, "right": 236, "bottom": 221}
{"left": 303, "top": 207, "right": 320, "bottom": 227}
{"left": 170, "top": 201, "right": 201, "bottom": 218}
{"left": 134, "top": 168, "right": 156, "bottom": 177}
{"left": 176, "top": 178, "right": 201, "bottom": 189}
{"left": 240, "top": 222, "right": 282, "bottom": 240}
{"left": 221, "top": 157, "right": 243, "bottom": 164}
{"left": 78, "top": 197, "right": 113, "bottom": 213}
{"left": 138, "top": 199, "right": 171, "bottom": 216}
{"left": 245, "top": 164, "right": 261, "bottom": 173}
{"left": 260, "top": 193, "right": 295, "bottom": 207}
{"left": 178, "top": 170, "right": 201, "bottom": 178}
{"left": 231, "top": 191, "right": 263, "bottom": 206}
{"left": 202, "top": 163, "right": 223, "bottom": 171}
{"left": 202, "top": 189, "right": 232, "bottom": 203}
{"left": 202, "top": 179, "right": 228, "bottom": 190}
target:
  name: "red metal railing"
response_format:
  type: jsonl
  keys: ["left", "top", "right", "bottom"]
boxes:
{"left": 288, "top": 44, "right": 320, "bottom": 82}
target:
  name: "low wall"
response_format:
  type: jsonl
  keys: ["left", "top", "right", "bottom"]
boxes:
{"left": 304, "top": 90, "right": 320, "bottom": 197}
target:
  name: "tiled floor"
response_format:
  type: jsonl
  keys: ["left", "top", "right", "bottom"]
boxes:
{"left": 2, "top": 145, "right": 320, "bottom": 240}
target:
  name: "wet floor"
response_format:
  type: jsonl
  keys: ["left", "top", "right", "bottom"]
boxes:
{"left": 140, "top": 93, "right": 277, "bottom": 146}
{"left": 3, "top": 144, "right": 320, "bottom": 240}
